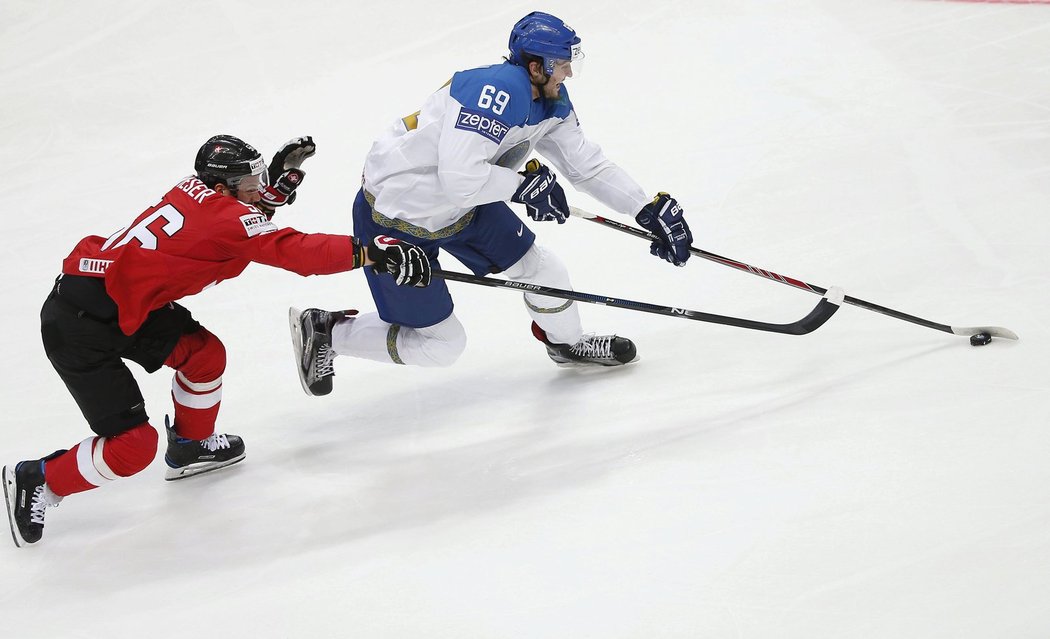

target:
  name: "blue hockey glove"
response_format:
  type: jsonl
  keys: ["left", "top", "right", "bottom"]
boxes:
{"left": 635, "top": 192, "right": 692, "bottom": 266}
{"left": 512, "top": 159, "right": 569, "bottom": 224}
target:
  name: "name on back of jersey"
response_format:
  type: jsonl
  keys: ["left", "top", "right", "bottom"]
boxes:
{"left": 175, "top": 176, "right": 217, "bottom": 204}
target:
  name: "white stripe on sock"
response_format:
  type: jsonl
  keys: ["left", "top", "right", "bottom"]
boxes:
{"left": 175, "top": 371, "right": 222, "bottom": 393}
{"left": 91, "top": 437, "right": 120, "bottom": 482}
{"left": 75, "top": 437, "right": 113, "bottom": 487}
{"left": 172, "top": 380, "right": 222, "bottom": 409}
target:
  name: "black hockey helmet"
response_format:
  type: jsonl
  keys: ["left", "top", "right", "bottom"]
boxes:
{"left": 194, "top": 134, "right": 267, "bottom": 190}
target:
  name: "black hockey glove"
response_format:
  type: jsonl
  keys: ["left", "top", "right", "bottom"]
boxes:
{"left": 268, "top": 136, "right": 316, "bottom": 186}
{"left": 258, "top": 168, "right": 305, "bottom": 218}
{"left": 512, "top": 159, "right": 569, "bottom": 224}
{"left": 366, "top": 235, "right": 432, "bottom": 287}
{"left": 636, "top": 192, "right": 692, "bottom": 266}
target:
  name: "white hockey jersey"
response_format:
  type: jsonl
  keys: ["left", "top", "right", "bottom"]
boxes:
{"left": 362, "top": 61, "right": 649, "bottom": 234}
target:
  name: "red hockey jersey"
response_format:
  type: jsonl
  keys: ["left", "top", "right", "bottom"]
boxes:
{"left": 62, "top": 176, "right": 356, "bottom": 335}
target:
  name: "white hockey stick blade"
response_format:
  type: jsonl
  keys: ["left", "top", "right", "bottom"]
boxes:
{"left": 950, "top": 326, "right": 1019, "bottom": 340}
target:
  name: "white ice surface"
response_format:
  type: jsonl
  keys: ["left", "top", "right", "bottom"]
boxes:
{"left": 1, "top": 1, "right": 1048, "bottom": 637}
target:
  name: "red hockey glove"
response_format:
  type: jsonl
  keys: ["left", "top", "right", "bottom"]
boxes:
{"left": 268, "top": 136, "right": 316, "bottom": 185}
{"left": 258, "top": 168, "right": 305, "bottom": 218}
{"left": 366, "top": 235, "right": 432, "bottom": 287}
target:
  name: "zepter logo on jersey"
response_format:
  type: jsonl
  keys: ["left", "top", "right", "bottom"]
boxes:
{"left": 454, "top": 107, "right": 511, "bottom": 144}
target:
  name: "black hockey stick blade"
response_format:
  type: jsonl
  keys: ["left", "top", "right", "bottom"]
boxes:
{"left": 568, "top": 206, "right": 1018, "bottom": 342}
{"left": 433, "top": 269, "right": 843, "bottom": 336}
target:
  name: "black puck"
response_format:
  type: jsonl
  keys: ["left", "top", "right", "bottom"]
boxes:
{"left": 970, "top": 332, "right": 992, "bottom": 346}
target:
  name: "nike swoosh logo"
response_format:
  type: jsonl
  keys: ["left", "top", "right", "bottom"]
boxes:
{"left": 516, "top": 224, "right": 524, "bottom": 237}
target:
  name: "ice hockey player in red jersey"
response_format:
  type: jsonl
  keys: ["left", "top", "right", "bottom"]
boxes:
{"left": 2, "top": 134, "right": 432, "bottom": 547}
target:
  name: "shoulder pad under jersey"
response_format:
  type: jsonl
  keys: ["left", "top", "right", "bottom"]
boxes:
{"left": 450, "top": 63, "right": 532, "bottom": 128}
{"left": 200, "top": 193, "right": 277, "bottom": 239}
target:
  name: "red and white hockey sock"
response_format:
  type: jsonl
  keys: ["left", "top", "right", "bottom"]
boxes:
{"left": 164, "top": 328, "right": 226, "bottom": 440}
{"left": 170, "top": 371, "right": 222, "bottom": 440}
{"left": 44, "top": 423, "right": 159, "bottom": 497}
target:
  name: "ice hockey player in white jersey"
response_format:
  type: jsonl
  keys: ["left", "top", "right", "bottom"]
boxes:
{"left": 290, "top": 11, "right": 694, "bottom": 396}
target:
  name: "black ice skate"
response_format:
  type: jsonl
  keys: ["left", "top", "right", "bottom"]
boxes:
{"left": 531, "top": 322, "right": 638, "bottom": 367}
{"left": 289, "top": 307, "right": 356, "bottom": 396}
{"left": 3, "top": 451, "right": 65, "bottom": 548}
{"left": 164, "top": 416, "right": 245, "bottom": 481}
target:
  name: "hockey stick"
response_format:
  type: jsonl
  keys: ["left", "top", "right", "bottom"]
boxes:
{"left": 433, "top": 269, "right": 843, "bottom": 336}
{"left": 569, "top": 207, "right": 1019, "bottom": 342}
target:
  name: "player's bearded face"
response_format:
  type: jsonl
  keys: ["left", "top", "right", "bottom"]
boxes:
{"left": 530, "top": 58, "right": 575, "bottom": 100}
{"left": 544, "top": 60, "right": 572, "bottom": 98}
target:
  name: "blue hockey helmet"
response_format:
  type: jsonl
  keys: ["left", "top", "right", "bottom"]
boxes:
{"left": 508, "top": 12, "right": 584, "bottom": 76}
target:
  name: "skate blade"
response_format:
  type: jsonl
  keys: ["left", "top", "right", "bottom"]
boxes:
{"left": 551, "top": 354, "right": 640, "bottom": 368}
{"left": 164, "top": 454, "right": 246, "bottom": 482}
{"left": 287, "top": 306, "right": 312, "bottom": 396}
{"left": 3, "top": 465, "right": 26, "bottom": 548}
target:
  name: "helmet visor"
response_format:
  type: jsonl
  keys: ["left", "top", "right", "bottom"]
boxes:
{"left": 226, "top": 155, "right": 268, "bottom": 194}
{"left": 547, "top": 43, "right": 585, "bottom": 78}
